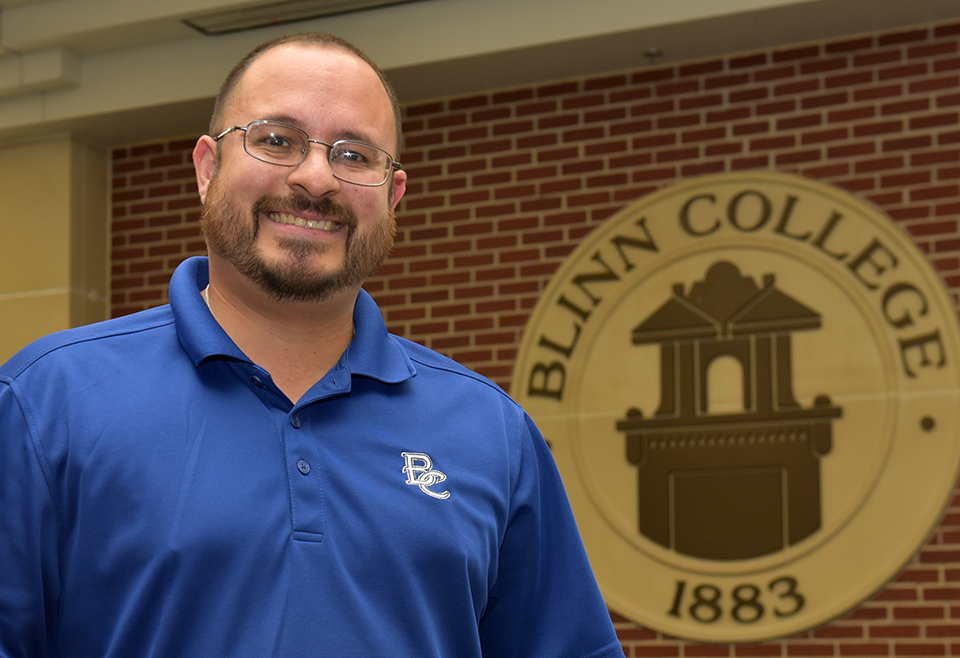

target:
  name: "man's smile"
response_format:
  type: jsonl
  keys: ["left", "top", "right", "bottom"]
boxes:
{"left": 266, "top": 211, "right": 344, "bottom": 232}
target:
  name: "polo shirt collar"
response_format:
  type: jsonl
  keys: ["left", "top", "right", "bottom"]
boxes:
{"left": 170, "top": 256, "right": 415, "bottom": 385}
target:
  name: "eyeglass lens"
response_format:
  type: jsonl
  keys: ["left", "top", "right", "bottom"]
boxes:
{"left": 245, "top": 122, "right": 392, "bottom": 185}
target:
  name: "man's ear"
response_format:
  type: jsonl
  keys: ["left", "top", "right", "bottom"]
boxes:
{"left": 193, "top": 135, "right": 218, "bottom": 203}
{"left": 389, "top": 168, "right": 407, "bottom": 210}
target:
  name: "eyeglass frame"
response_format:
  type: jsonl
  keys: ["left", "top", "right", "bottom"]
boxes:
{"left": 213, "top": 119, "right": 402, "bottom": 188}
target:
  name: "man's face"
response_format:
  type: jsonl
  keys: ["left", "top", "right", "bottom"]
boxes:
{"left": 196, "top": 44, "right": 406, "bottom": 303}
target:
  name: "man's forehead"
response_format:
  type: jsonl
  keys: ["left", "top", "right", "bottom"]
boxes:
{"left": 219, "top": 40, "right": 399, "bottom": 152}
{"left": 243, "top": 43, "right": 367, "bottom": 83}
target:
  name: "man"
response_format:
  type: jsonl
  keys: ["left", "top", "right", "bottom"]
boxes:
{"left": 0, "top": 33, "right": 624, "bottom": 657}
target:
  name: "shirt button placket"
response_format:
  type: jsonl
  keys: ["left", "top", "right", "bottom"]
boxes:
{"left": 285, "top": 411, "right": 324, "bottom": 539}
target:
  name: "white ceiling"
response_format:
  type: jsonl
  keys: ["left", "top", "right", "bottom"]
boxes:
{"left": 0, "top": 0, "right": 958, "bottom": 148}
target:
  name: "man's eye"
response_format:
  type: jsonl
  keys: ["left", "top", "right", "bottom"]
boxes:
{"left": 338, "top": 149, "right": 367, "bottom": 164}
{"left": 261, "top": 134, "right": 293, "bottom": 148}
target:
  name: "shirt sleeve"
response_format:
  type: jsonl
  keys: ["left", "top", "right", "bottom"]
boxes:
{"left": 0, "top": 379, "right": 61, "bottom": 658}
{"left": 478, "top": 411, "right": 624, "bottom": 658}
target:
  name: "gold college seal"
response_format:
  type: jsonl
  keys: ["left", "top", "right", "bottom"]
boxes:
{"left": 511, "top": 172, "right": 960, "bottom": 643}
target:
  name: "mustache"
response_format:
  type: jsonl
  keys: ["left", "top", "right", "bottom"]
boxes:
{"left": 252, "top": 194, "right": 358, "bottom": 230}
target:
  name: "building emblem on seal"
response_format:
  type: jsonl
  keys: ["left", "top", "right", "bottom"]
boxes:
{"left": 511, "top": 172, "right": 960, "bottom": 643}
{"left": 618, "top": 261, "right": 841, "bottom": 561}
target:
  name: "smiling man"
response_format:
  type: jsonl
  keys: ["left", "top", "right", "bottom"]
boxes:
{"left": 0, "top": 33, "right": 624, "bottom": 658}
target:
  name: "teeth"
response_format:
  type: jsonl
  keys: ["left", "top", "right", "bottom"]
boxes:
{"left": 268, "top": 212, "right": 340, "bottom": 231}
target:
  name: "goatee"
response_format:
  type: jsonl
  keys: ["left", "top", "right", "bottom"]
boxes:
{"left": 200, "top": 178, "right": 396, "bottom": 303}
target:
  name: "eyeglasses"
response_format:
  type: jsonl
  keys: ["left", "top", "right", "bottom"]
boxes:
{"left": 214, "top": 120, "right": 402, "bottom": 187}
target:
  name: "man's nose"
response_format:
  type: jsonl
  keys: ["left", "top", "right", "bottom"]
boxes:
{"left": 285, "top": 141, "right": 341, "bottom": 197}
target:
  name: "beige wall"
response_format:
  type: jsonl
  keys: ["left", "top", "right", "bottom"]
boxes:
{"left": 0, "top": 137, "right": 108, "bottom": 363}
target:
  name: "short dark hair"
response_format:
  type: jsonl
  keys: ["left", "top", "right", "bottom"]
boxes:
{"left": 208, "top": 32, "right": 403, "bottom": 154}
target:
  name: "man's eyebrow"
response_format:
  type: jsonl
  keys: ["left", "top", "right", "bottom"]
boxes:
{"left": 256, "top": 116, "right": 388, "bottom": 151}
{"left": 338, "top": 130, "right": 383, "bottom": 147}
{"left": 262, "top": 115, "right": 303, "bottom": 128}
{"left": 262, "top": 117, "right": 381, "bottom": 144}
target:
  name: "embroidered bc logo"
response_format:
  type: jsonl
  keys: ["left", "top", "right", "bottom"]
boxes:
{"left": 401, "top": 452, "right": 450, "bottom": 499}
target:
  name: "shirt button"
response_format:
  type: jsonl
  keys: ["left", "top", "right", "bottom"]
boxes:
{"left": 297, "top": 460, "right": 311, "bottom": 475}
{"left": 251, "top": 376, "right": 263, "bottom": 387}
{"left": 291, "top": 415, "right": 301, "bottom": 428}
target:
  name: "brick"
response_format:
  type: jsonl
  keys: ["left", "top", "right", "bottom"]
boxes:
{"left": 730, "top": 53, "right": 767, "bottom": 68}
{"left": 537, "top": 114, "right": 579, "bottom": 130}
{"left": 631, "top": 99, "right": 676, "bottom": 116}
{"left": 563, "top": 126, "right": 606, "bottom": 142}
{"left": 427, "top": 145, "right": 468, "bottom": 160}
{"left": 890, "top": 643, "right": 946, "bottom": 656}
{"left": 756, "top": 100, "right": 797, "bottom": 115}
{"left": 656, "top": 80, "right": 700, "bottom": 96}
{"left": 731, "top": 155, "right": 770, "bottom": 170}
{"left": 927, "top": 624, "right": 960, "bottom": 637}
{"left": 704, "top": 73, "right": 750, "bottom": 90}
{"left": 754, "top": 64, "right": 796, "bottom": 82}
{"left": 490, "top": 153, "right": 533, "bottom": 168}
{"left": 515, "top": 99, "right": 556, "bottom": 117}
{"left": 893, "top": 606, "right": 946, "bottom": 619}
{"left": 404, "top": 101, "right": 444, "bottom": 117}
{"left": 471, "top": 107, "right": 511, "bottom": 123}
{"left": 853, "top": 119, "right": 903, "bottom": 137}
{"left": 448, "top": 94, "right": 488, "bottom": 111}
{"left": 704, "top": 142, "right": 743, "bottom": 156}
{"left": 776, "top": 114, "right": 822, "bottom": 131}
{"left": 934, "top": 57, "right": 960, "bottom": 73}
{"left": 729, "top": 87, "right": 769, "bottom": 103}
{"left": 733, "top": 121, "right": 770, "bottom": 136}
{"left": 935, "top": 22, "right": 960, "bottom": 38}
{"left": 448, "top": 126, "right": 488, "bottom": 142}
{"left": 854, "top": 49, "right": 903, "bottom": 68}
{"left": 657, "top": 114, "right": 700, "bottom": 130}
{"left": 584, "top": 74, "right": 628, "bottom": 91}
{"left": 938, "top": 92, "right": 960, "bottom": 108}
{"left": 775, "top": 79, "right": 820, "bottom": 96}
{"left": 827, "top": 36, "right": 874, "bottom": 54}
{"left": 879, "top": 63, "right": 929, "bottom": 81}
{"left": 656, "top": 146, "right": 699, "bottom": 162}
{"left": 774, "top": 45, "right": 820, "bottom": 62}
{"left": 679, "top": 93, "right": 723, "bottom": 110}
{"left": 913, "top": 149, "right": 960, "bottom": 165}
{"left": 882, "top": 98, "right": 931, "bottom": 115}
{"left": 784, "top": 644, "right": 835, "bottom": 656}
{"left": 609, "top": 119, "right": 654, "bottom": 136}
{"left": 492, "top": 88, "right": 534, "bottom": 104}
{"left": 828, "top": 106, "right": 877, "bottom": 122}
{"left": 536, "top": 81, "right": 579, "bottom": 97}
{"left": 854, "top": 84, "right": 904, "bottom": 101}
{"left": 802, "top": 91, "right": 849, "bottom": 109}
{"left": 837, "top": 644, "right": 890, "bottom": 656}
{"left": 706, "top": 107, "right": 752, "bottom": 123}
{"left": 681, "top": 160, "right": 725, "bottom": 176}
{"left": 776, "top": 150, "right": 821, "bottom": 165}
{"left": 632, "top": 67, "right": 675, "bottom": 84}
{"left": 801, "top": 127, "right": 848, "bottom": 144}
{"left": 910, "top": 76, "right": 960, "bottom": 94}
{"left": 910, "top": 112, "right": 960, "bottom": 130}
{"left": 750, "top": 135, "right": 795, "bottom": 151}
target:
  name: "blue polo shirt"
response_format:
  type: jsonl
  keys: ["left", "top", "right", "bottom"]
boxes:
{"left": 0, "top": 257, "right": 623, "bottom": 658}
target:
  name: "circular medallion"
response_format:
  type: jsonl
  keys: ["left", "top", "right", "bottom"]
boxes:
{"left": 511, "top": 172, "right": 960, "bottom": 643}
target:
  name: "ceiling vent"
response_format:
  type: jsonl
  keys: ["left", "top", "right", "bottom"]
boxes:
{"left": 184, "top": 0, "right": 421, "bottom": 35}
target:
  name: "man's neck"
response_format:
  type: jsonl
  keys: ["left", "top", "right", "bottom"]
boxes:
{"left": 205, "top": 264, "right": 359, "bottom": 404}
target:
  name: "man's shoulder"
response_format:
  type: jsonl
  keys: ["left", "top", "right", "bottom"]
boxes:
{"left": 0, "top": 306, "right": 175, "bottom": 380}
{"left": 391, "top": 334, "right": 514, "bottom": 400}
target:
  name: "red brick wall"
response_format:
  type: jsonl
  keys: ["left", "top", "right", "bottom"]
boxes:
{"left": 111, "top": 20, "right": 960, "bottom": 656}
